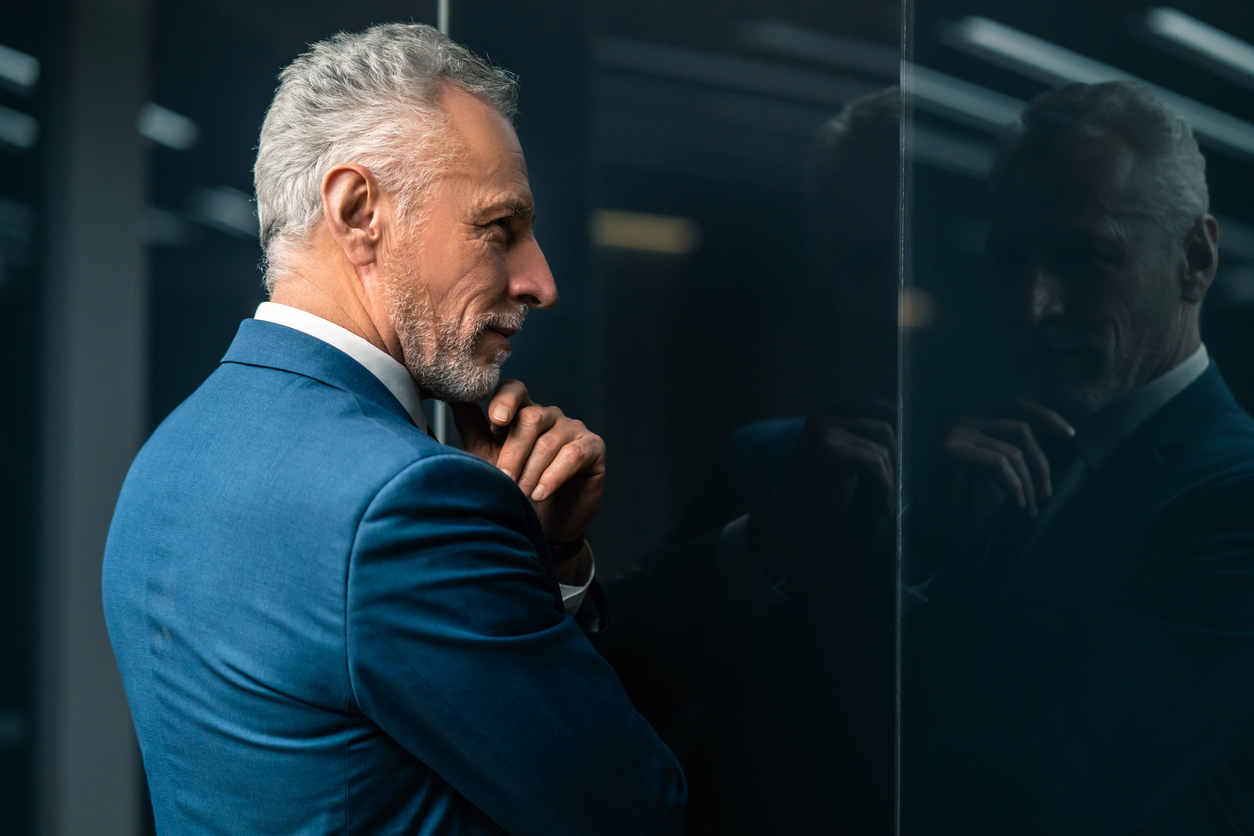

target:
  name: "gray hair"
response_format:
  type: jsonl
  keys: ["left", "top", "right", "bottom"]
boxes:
{"left": 254, "top": 23, "right": 518, "bottom": 292}
{"left": 992, "top": 81, "right": 1208, "bottom": 239}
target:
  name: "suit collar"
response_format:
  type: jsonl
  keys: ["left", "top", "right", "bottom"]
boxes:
{"left": 221, "top": 318, "right": 417, "bottom": 428}
{"left": 1130, "top": 360, "right": 1235, "bottom": 462}
{"left": 1073, "top": 345, "right": 1209, "bottom": 469}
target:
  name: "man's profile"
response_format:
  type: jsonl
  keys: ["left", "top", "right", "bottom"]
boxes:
{"left": 102, "top": 24, "right": 685, "bottom": 835}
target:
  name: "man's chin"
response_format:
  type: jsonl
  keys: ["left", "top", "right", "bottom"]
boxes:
{"left": 421, "top": 361, "right": 504, "bottom": 404}
{"left": 1029, "top": 379, "right": 1126, "bottom": 420}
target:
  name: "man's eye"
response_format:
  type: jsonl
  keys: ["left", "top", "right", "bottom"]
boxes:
{"left": 487, "top": 219, "right": 515, "bottom": 243}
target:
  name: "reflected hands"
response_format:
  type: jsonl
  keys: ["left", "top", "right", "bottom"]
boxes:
{"left": 751, "top": 399, "right": 899, "bottom": 583}
{"left": 940, "top": 399, "right": 1075, "bottom": 534}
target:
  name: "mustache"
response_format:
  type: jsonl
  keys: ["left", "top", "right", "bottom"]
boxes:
{"left": 475, "top": 305, "right": 528, "bottom": 337}
{"left": 1019, "top": 326, "right": 1100, "bottom": 355}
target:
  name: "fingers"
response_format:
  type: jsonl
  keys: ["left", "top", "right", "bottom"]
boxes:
{"left": 831, "top": 434, "right": 896, "bottom": 508}
{"left": 486, "top": 379, "right": 532, "bottom": 428}
{"left": 496, "top": 404, "right": 560, "bottom": 483}
{"left": 975, "top": 419, "right": 1052, "bottom": 501}
{"left": 528, "top": 432, "right": 607, "bottom": 503}
{"left": 1010, "top": 399, "right": 1076, "bottom": 440}
{"left": 839, "top": 418, "right": 899, "bottom": 473}
{"left": 945, "top": 428, "right": 1038, "bottom": 516}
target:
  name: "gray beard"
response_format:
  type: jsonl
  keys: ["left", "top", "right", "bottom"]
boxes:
{"left": 382, "top": 268, "right": 527, "bottom": 403}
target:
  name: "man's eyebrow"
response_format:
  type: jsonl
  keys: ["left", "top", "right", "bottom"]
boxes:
{"left": 478, "top": 197, "right": 534, "bottom": 223}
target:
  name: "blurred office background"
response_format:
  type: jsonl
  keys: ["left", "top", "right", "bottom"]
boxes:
{"left": 3, "top": 0, "right": 1253, "bottom": 832}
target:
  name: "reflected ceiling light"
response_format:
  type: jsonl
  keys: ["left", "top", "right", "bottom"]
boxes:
{"left": 0, "top": 43, "right": 39, "bottom": 92}
{"left": 596, "top": 37, "right": 874, "bottom": 107}
{"left": 189, "top": 186, "right": 258, "bottom": 238}
{"left": 137, "top": 102, "right": 199, "bottom": 150}
{"left": 941, "top": 16, "right": 1254, "bottom": 161}
{"left": 912, "top": 126, "right": 996, "bottom": 178}
{"left": 736, "top": 20, "right": 899, "bottom": 78}
{"left": 591, "top": 209, "right": 701, "bottom": 255}
{"left": 1145, "top": 8, "right": 1254, "bottom": 87}
{"left": 0, "top": 104, "right": 38, "bottom": 149}
{"left": 732, "top": 21, "right": 1022, "bottom": 133}
{"left": 905, "top": 64, "right": 1024, "bottom": 131}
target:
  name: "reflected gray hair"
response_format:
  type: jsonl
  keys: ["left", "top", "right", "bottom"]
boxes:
{"left": 254, "top": 23, "right": 518, "bottom": 292}
{"left": 992, "top": 81, "right": 1208, "bottom": 239}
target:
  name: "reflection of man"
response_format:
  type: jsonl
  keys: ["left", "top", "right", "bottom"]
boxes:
{"left": 102, "top": 25, "right": 685, "bottom": 835}
{"left": 605, "top": 88, "right": 901, "bottom": 835}
{"left": 910, "top": 81, "right": 1254, "bottom": 834}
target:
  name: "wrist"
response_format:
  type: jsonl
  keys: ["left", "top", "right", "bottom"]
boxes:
{"left": 548, "top": 536, "right": 585, "bottom": 563}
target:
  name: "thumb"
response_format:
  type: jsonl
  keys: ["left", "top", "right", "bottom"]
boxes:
{"left": 449, "top": 402, "right": 498, "bottom": 461}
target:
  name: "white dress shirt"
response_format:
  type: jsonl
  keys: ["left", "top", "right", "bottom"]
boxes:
{"left": 253, "top": 302, "right": 594, "bottom": 614}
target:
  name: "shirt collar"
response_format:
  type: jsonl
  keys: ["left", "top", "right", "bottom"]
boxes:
{"left": 1074, "top": 343, "right": 1209, "bottom": 470}
{"left": 253, "top": 302, "right": 427, "bottom": 433}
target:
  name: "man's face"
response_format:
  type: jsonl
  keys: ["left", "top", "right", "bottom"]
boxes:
{"left": 380, "top": 85, "right": 556, "bottom": 402}
{"left": 987, "top": 137, "right": 1188, "bottom": 418}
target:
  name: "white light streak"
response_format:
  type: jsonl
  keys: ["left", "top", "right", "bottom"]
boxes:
{"left": 942, "top": 16, "right": 1254, "bottom": 161}
{"left": 0, "top": 43, "right": 39, "bottom": 91}
{"left": 905, "top": 63, "right": 1024, "bottom": 131}
{"left": 137, "top": 102, "right": 199, "bottom": 150}
{"left": 189, "top": 186, "right": 258, "bottom": 238}
{"left": 1146, "top": 8, "right": 1254, "bottom": 87}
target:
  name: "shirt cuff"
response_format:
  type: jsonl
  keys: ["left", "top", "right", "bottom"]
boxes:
{"left": 558, "top": 542, "right": 596, "bottom": 615}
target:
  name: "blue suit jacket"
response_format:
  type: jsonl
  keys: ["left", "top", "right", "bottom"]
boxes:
{"left": 102, "top": 319, "right": 686, "bottom": 835}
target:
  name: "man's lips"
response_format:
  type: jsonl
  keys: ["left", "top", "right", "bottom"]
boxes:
{"left": 481, "top": 324, "right": 518, "bottom": 351}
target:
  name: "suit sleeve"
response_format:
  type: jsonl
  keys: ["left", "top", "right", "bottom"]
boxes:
{"left": 345, "top": 453, "right": 687, "bottom": 836}
{"left": 924, "top": 472, "right": 1254, "bottom": 835}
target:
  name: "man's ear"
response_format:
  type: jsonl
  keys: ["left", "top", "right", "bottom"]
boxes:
{"left": 1181, "top": 214, "right": 1219, "bottom": 304}
{"left": 321, "top": 163, "right": 383, "bottom": 267}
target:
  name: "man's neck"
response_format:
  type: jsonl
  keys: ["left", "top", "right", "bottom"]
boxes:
{"left": 268, "top": 263, "right": 402, "bottom": 365}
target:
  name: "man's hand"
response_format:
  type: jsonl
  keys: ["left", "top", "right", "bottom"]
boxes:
{"left": 751, "top": 401, "right": 899, "bottom": 585}
{"left": 451, "top": 380, "right": 606, "bottom": 559}
{"left": 940, "top": 399, "right": 1075, "bottom": 533}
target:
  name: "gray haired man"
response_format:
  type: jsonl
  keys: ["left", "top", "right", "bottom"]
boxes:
{"left": 103, "top": 23, "right": 686, "bottom": 835}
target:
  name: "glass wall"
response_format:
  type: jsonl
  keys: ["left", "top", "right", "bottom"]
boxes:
{"left": 901, "top": 2, "right": 1254, "bottom": 833}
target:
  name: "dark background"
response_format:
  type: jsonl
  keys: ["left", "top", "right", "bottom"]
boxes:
{"left": 3, "top": 0, "right": 1252, "bottom": 831}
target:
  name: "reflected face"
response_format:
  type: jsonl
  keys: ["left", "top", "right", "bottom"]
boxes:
{"left": 381, "top": 85, "right": 557, "bottom": 402}
{"left": 987, "top": 138, "right": 1186, "bottom": 417}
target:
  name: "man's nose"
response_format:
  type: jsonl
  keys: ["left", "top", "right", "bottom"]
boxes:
{"left": 508, "top": 234, "right": 558, "bottom": 309}
{"left": 1026, "top": 262, "right": 1066, "bottom": 324}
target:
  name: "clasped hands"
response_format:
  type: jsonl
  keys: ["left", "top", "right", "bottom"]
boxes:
{"left": 451, "top": 380, "right": 606, "bottom": 586}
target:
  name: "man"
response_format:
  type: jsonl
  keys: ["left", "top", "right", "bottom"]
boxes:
{"left": 102, "top": 24, "right": 685, "bottom": 835}
{"left": 907, "top": 81, "right": 1254, "bottom": 834}
{"left": 603, "top": 88, "right": 901, "bottom": 835}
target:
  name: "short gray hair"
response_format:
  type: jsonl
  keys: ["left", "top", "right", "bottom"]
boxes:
{"left": 254, "top": 23, "right": 518, "bottom": 292}
{"left": 992, "top": 81, "right": 1208, "bottom": 238}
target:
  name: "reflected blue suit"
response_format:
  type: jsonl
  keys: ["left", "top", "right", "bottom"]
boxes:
{"left": 102, "top": 319, "right": 686, "bottom": 835}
